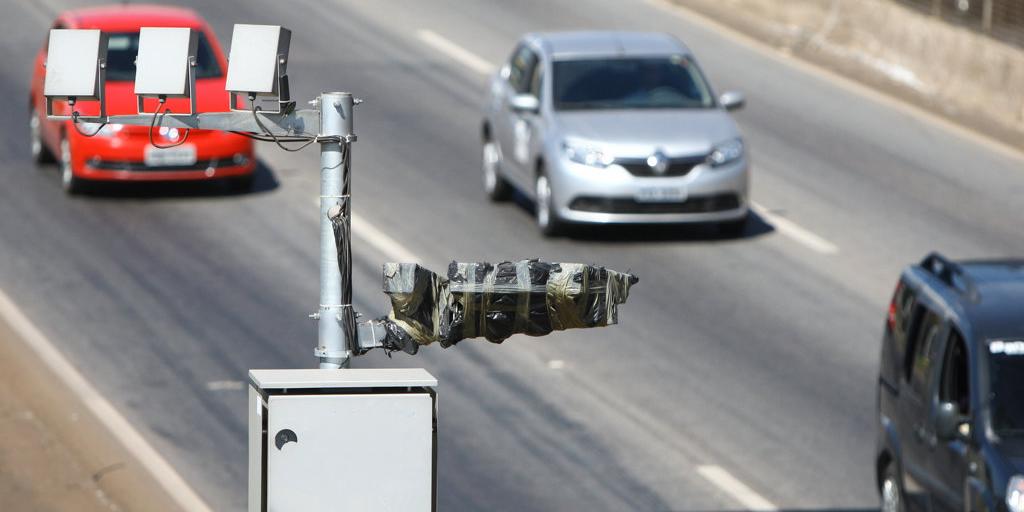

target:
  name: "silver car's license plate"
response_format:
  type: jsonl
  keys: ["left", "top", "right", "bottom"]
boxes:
{"left": 144, "top": 145, "right": 197, "bottom": 167}
{"left": 635, "top": 186, "right": 687, "bottom": 203}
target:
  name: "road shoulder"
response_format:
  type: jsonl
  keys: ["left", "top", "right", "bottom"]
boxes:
{"left": 660, "top": 0, "right": 1024, "bottom": 158}
{"left": 0, "top": 311, "right": 184, "bottom": 512}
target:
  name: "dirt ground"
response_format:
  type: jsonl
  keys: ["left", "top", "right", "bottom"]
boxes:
{"left": 0, "top": 365, "right": 117, "bottom": 512}
{"left": 0, "top": 310, "right": 183, "bottom": 512}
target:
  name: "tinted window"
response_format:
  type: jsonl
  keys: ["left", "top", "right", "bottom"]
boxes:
{"left": 508, "top": 45, "right": 538, "bottom": 94}
{"left": 939, "top": 331, "right": 969, "bottom": 415}
{"left": 988, "top": 340, "right": 1024, "bottom": 435}
{"left": 909, "top": 311, "right": 942, "bottom": 395}
{"left": 891, "top": 283, "right": 917, "bottom": 352}
{"left": 105, "top": 31, "right": 222, "bottom": 81}
{"left": 552, "top": 56, "right": 714, "bottom": 111}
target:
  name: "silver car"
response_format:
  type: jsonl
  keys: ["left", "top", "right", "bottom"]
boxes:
{"left": 481, "top": 31, "right": 749, "bottom": 236}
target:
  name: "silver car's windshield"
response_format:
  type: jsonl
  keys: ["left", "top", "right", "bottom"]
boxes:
{"left": 552, "top": 56, "right": 714, "bottom": 111}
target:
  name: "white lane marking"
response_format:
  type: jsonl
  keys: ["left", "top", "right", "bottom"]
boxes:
{"left": 206, "top": 380, "right": 245, "bottom": 391}
{"left": 645, "top": 0, "right": 1024, "bottom": 164}
{"left": 417, "top": 29, "right": 495, "bottom": 76}
{"left": 352, "top": 212, "right": 420, "bottom": 262}
{"left": 0, "top": 288, "right": 213, "bottom": 512}
{"left": 697, "top": 465, "right": 778, "bottom": 511}
{"left": 311, "top": 197, "right": 419, "bottom": 262}
{"left": 751, "top": 202, "right": 839, "bottom": 255}
{"left": 547, "top": 359, "right": 566, "bottom": 370}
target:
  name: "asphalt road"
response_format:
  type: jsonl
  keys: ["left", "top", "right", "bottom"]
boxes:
{"left": 3, "top": 0, "right": 1024, "bottom": 510}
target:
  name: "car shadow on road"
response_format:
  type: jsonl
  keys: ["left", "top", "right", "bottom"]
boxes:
{"left": 77, "top": 159, "right": 279, "bottom": 200}
{"left": 673, "top": 508, "right": 877, "bottom": 512}
{"left": 511, "top": 191, "right": 775, "bottom": 243}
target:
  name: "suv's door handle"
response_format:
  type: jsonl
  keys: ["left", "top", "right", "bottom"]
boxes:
{"left": 915, "top": 426, "right": 926, "bottom": 440}
{"left": 915, "top": 426, "right": 938, "bottom": 448}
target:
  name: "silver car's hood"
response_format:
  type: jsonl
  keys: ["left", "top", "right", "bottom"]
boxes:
{"left": 554, "top": 109, "right": 740, "bottom": 157}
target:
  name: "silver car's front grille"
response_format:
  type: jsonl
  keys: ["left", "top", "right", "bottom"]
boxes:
{"left": 569, "top": 193, "right": 740, "bottom": 214}
{"left": 615, "top": 154, "right": 708, "bottom": 177}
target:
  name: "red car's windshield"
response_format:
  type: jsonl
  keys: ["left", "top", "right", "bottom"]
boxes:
{"left": 104, "top": 31, "right": 222, "bottom": 81}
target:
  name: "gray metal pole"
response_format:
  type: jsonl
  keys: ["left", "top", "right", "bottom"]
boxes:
{"left": 316, "top": 92, "right": 355, "bottom": 369}
{"left": 982, "top": 0, "right": 994, "bottom": 32}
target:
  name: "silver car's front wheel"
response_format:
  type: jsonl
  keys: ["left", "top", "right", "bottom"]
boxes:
{"left": 482, "top": 139, "right": 510, "bottom": 201}
{"left": 535, "top": 173, "right": 562, "bottom": 236}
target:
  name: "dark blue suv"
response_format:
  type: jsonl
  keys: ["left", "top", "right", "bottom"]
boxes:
{"left": 877, "top": 253, "right": 1024, "bottom": 512}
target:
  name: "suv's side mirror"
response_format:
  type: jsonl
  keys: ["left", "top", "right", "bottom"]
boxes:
{"left": 510, "top": 94, "right": 540, "bottom": 113}
{"left": 935, "top": 402, "right": 968, "bottom": 440}
{"left": 719, "top": 91, "right": 745, "bottom": 111}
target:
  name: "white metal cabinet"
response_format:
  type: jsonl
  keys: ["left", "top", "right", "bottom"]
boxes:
{"left": 249, "top": 369, "right": 437, "bottom": 512}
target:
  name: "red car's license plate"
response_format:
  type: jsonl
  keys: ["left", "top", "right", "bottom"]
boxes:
{"left": 144, "top": 145, "right": 197, "bottom": 167}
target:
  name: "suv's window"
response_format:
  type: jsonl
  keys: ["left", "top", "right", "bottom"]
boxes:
{"left": 891, "top": 283, "right": 916, "bottom": 352}
{"left": 988, "top": 340, "right": 1024, "bottom": 436}
{"left": 508, "top": 45, "right": 538, "bottom": 95}
{"left": 938, "top": 330, "right": 969, "bottom": 415}
{"left": 104, "top": 31, "right": 222, "bottom": 81}
{"left": 908, "top": 311, "right": 942, "bottom": 395}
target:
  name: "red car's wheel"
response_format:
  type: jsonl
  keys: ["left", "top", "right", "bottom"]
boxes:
{"left": 29, "top": 107, "right": 54, "bottom": 165}
{"left": 59, "top": 136, "right": 86, "bottom": 195}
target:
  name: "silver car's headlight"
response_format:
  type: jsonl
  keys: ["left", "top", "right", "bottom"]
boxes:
{"left": 562, "top": 141, "right": 615, "bottom": 168}
{"left": 1008, "top": 476, "right": 1024, "bottom": 512}
{"left": 707, "top": 138, "right": 744, "bottom": 167}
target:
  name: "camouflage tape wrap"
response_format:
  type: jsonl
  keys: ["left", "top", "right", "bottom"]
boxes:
{"left": 377, "top": 260, "right": 638, "bottom": 352}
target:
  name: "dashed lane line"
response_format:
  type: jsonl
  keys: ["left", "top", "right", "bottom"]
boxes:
{"left": 751, "top": 202, "right": 840, "bottom": 255}
{"left": 698, "top": 465, "right": 779, "bottom": 512}
{"left": 417, "top": 29, "right": 495, "bottom": 76}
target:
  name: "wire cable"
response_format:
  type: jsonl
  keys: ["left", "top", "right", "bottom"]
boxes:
{"left": 251, "top": 104, "right": 317, "bottom": 152}
{"left": 69, "top": 110, "right": 107, "bottom": 137}
{"left": 148, "top": 100, "right": 192, "bottom": 149}
{"left": 228, "top": 130, "right": 312, "bottom": 143}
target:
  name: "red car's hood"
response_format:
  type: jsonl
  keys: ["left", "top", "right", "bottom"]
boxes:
{"left": 69, "top": 78, "right": 232, "bottom": 133}
{"left": 110, "top": 78, "right": 230, "bottom": 114}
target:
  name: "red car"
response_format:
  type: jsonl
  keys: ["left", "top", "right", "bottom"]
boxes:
{"left": 28, "top": 5, "right": 256, "bottom": 194}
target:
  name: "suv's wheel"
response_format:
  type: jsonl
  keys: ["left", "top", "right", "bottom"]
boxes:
{"left": 535, "top": 172, "right": 563, "bottom": 237}
{"left": 482, "top": 138, "right": 511, "bottom": 201}
{"left": 29, "top": 107, "right": 54, "bottom": 164}
{"left": 880, "top": 464, "right": 904, "bottom": 512}
{"left": 59, "top": 136, "right": 86, "bottom": 195}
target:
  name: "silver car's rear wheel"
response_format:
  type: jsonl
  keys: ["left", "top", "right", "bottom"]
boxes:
{"left": 535, "top": 173, "right": 563, "bottom": 237}
{"left": 482, "top": 139, "right": 511, "bottom": 201}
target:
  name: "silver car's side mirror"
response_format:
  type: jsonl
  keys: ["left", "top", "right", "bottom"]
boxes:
{"left": 719, "top": 91, "right": 745, "bottom": 111}
{"left": 510, "top": 94, "right": 540, "bottom": 113}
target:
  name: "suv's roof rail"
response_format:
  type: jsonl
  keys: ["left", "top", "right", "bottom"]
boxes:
{"left": 920, "top": 252, "right": 978, "bottom": 299}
